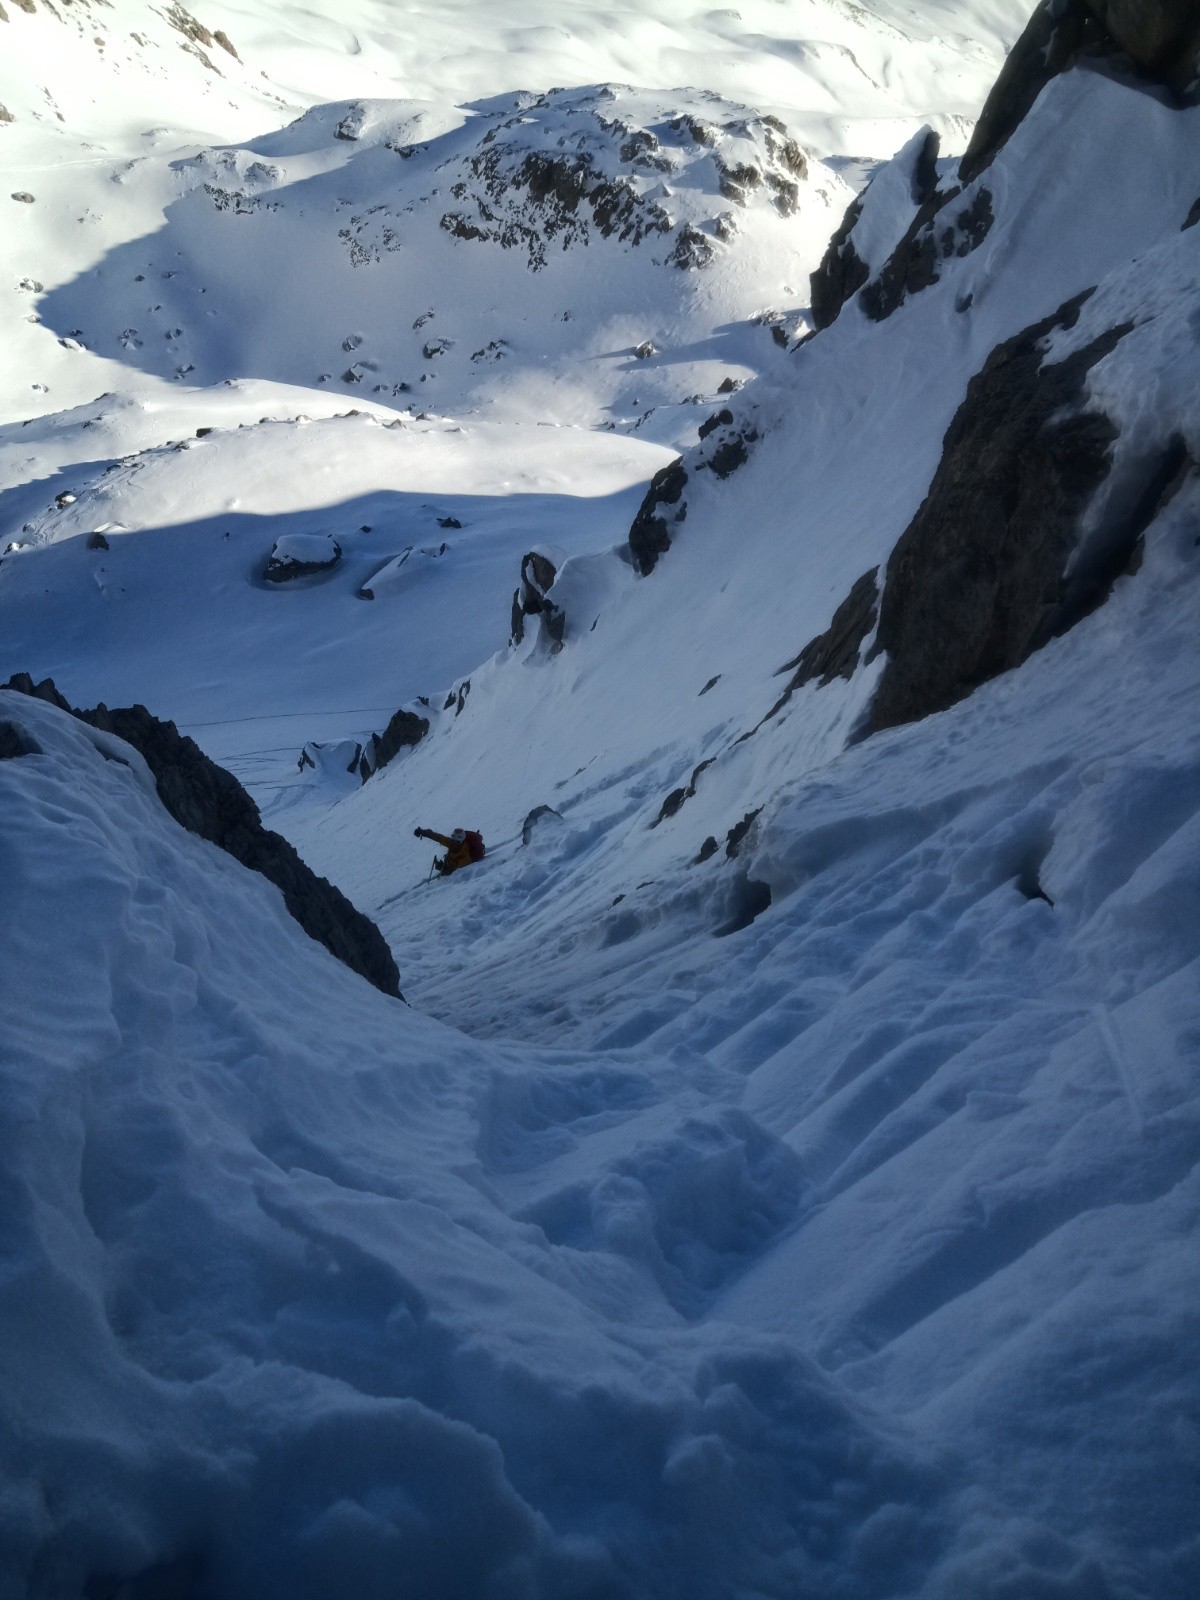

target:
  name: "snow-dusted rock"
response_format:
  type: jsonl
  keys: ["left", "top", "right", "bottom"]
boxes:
{"left": 263, "top": 531, "right": 341, "bottom": 582}
{"left": 509, "top": 549, "right": 565, "bottom": 649}
{"left": 436, "top": 88, "right": 813, "bottom": 272}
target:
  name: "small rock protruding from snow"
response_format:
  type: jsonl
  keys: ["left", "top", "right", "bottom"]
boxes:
{"left": 521, "top": 804, "right": 565, "bottom": 846}
{"left": 359, "top": 543, "right": 447, "bottom": 601}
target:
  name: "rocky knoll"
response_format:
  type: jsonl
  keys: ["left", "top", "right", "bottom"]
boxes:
{"left": 437, "top": 88, "right": 815, "bottom": 272}
{"left": 4, "top": 673, "right": 403, "bottom": 998}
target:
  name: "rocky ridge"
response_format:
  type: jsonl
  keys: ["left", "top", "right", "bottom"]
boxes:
{"left": 4, "top": 673, "right": 402, "bottom": 997}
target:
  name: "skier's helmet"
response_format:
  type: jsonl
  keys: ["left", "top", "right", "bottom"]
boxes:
{"left": 452, "top": 828, "right": 466, "bottom": 842}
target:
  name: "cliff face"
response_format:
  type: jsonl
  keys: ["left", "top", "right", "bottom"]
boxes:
{"left": 813, "top": 0, "right": 1200, "bottom": 343}
{"left": 961, "top": 0, "right": 1200, "bottom": 185}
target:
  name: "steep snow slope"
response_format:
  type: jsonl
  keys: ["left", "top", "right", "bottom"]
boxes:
{"left": 3, "top": 1, "right": 1200, "bottom": 1597}
{"left": 3, "top": 456, "right": 1197, "bottom": 1596}
{"left": 289, "top": 66, "right": 1200, "bottom": 942}
{"left": 0, "top": 689, "right": 1109, "bottom": 1599}
{"left": 268, "top": 53, "right": 1198, "bottom": 1596}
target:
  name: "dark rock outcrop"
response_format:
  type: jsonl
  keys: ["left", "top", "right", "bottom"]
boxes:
{"left": 510, "top": 551, "right": 565, "bottom": 648}
{"left": 3, "top": 674, "right": 402, "bottom": 999}
{"left": 628, "top": 458, "right": 687, "bottom": 575}
{"left": 698, "top": 408, "right": 733, "bottom": 442}
{"left": 781, "top": 569, "right": 881, "bottom": 690}
{"left": 958, "top": 0, "right": 1110, "bottom": 184}
{"left": 669, "top": 224, "right": 715, "bottom": 270}
{"left": 443, "top": 679, "right": 471, "bottom": 716}
{"left": 0, "top": 720, "right": 39, "bottom": 758}
{"left": 444, "top": 139, "right": 672, "bottom": 270}
{"left": 1083, "top": 0, "right": 1200, "bottom": 93}
{"left": 859, "top": 186, "right": 993, "bottom": 323}
{"left": 86, "top": 532, "right": 110, "bottom": 551}
{"left": 359, "top": 707, "right": 429, "bottom": 782}
{"left": 671, "top": 115, "right": 716, "bottom": 146}
{"left": 809, "top": 196, "right": 868, "bottom": 331}
{"left": 735, "top": 570, "right": 880, "bottom": 741}
{"left": 654, "top": 758, "right": 714, "bottom": 826}
{"left": 725, "top": 809, "right": 762, "bottom": 859}
{"left": 959, "top": 0, "right": 1199, "bottom": 189}
{"left": 810, "top": 129, "right": 940, "bottom": 330}
{"left": 701, "top": 425, "right": 757, "bottom": 479}
{"left": 164, "top": 2, "right": 239, "bottom": 67}
{"left": 852, "top": 0, "right": 1200, "bottom": 329}
{"left": 866, "top": 291, "right": 1131, "bottom": 735}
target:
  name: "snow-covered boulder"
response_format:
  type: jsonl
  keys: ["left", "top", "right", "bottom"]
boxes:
{"left": 297, "top": 736, "right": 364, "bottom": 781}
{"left": 263, "top": 532, "right": 342, "bottom": 583}
{"left": 359, "top": 542, "right": 447, "bottom": 601}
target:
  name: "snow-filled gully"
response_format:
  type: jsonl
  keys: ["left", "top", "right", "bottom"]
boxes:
{"left": 2, "top": 1, "right": 1199, "bottom": 1596}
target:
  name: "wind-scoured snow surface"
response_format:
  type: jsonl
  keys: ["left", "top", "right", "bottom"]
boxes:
{"left": 2, "top": 1, "right": 1200, "bottom": 1597}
